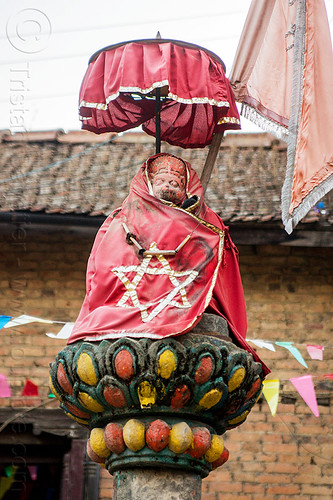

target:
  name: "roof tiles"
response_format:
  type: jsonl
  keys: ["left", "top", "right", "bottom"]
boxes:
{"left": 0, "top": 130, "right": 331, "bottom": 226}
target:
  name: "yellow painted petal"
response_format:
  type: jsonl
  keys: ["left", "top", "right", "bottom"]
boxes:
{"left": 138, "top": 381, "right": 156, "bottom": 408}
{"left": 228, "top": 367, "right": 246, "bottom": 392}
{"left": 228, "top": 410, "right": 250, "bottom": 426}
{"left": 198, "top": 389, "right": 222, "bottom": 409}
{"left": 123, "top": 419, "right": 145, "bottom": 452}
{"left": 204, "top": 435, "right": 224, "bottom": 462}
{"left": 168, "top": 422, "right": 193, "bottom": 454}
{"left": 78, "top": 392, "right": 104, "bottom": 412}
{"left": 90, "top": 428, "right": 110, "bottom": 458}
{"left": 49, "top": 375, "right": 61, "bottom": 401}
{"left": 77, "top": 352, "right": 98, "bottom": 386}
{"left": 157, "top": 350, "right": 177, "bottom": 379}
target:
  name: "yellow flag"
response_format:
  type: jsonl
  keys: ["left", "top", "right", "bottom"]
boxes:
{"left": 262, "top": 379, "right": 280, "bottom": 417}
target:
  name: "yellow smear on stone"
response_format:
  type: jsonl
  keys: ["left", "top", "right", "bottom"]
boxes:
{"left": 204, "top": 435, "right": 224, "bottom": 462}
{"left": 138, "top": 381, "right": 156, "bottom": 408}
{"left": 123, "top": 419, "right": 145, "bottom": 452}
{"left": 90, "top": 428, "right": 110, "bottom": 458}
{"left": 228, "top": 367, "right": 246, "bottom": 392}
{"left": 49, "top": 376, "right": 61, "bottom": 401}
{"left": 168, "top": 422, "right": 193, "bottom": 454}
{"left": 198, "top": 388, "right": 222, "bottom": 409}
{"left": 157, "top": 349, "right": 177, "bottom": 379}
{"left": 77, "top": 353, "right": 98, "bottom": 386}
{"left": 228, "top": 410, "right": 249, "bottom": 426}
{"left": 78, "top": 392, "right": 104, "bottom": 412}
{"left": 255, "top": 388, "right": 263, "bottom": 403}
{"left": 64, "top": 411, "right": 89, "bottom": 426}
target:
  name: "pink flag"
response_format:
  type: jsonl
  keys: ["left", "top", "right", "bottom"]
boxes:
{"left": 229, "top": 0, "right": 333, "bottom": 233}
{"left": 0, "top": 374, "right": 11, "bottom": 397}
{"left": 289, "top": 375, "right": 319, "bottom": 417}
{"left": 306, "top": 344, "right": 324, "bottom": 361}
{"left": 28, "top": 466, "right": 38, "bottom": 481}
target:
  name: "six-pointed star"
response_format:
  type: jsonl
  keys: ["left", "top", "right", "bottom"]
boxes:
{"left": 112, "top": 242, "right": 198, "bottom": 323}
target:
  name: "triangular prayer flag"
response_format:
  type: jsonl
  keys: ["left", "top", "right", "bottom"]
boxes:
{"left": 0, "top": 316, "right": 12, "bottom": 330}
{"left": 262, "top": 379, "right": 280, "bottom": 417}
{"left": 4, "top": 466, "right": 13, "bottom": 478}
{"left": 0, "top": 374, "right": 11, "bottom": 397}
{"left": 0, "top": 466, "right": 18, "bottom": 498}
{"left": 275, "top": 342, "right": 308, "bottom": 368}
{"left": 289, "top": 375, "right": 319, "bottom": 417}
{"left": 22, "top": 379, "right": 39, "bottom": 396}
{"left": 28, "top": 466, "right": 38, "bottom": 481}
{"left": 248, "top": 339, "right": 276, "bottom": 351}
{"left": 46, "top": 322, "right": 74, "bottom": 339}
{"left": 4, "top": 314, "right": 53, "bottom": 328}
{"left": 306, "top": 344, "right": 324, "bottom": 360}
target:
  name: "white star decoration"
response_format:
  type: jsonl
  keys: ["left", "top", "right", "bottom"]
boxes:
{"left": 112, "top": 242, "right": 198, "bottom": 323}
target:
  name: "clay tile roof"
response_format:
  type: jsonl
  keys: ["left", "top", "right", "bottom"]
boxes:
{"left": 0, "top": 130, "right": 332, "bottom": 226}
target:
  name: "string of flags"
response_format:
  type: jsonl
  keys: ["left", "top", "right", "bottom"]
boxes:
{"left": 0, "top": 314, "right": 332, "bottom": 417}
{"left": 262, "top": 375, "right": 329, "bottom": 418}
{"left": 0, "top": 314, "right": 73, "bottom": 339}
{"left": 1, "top": 314, "right": 333, "bottom": 350}
{"left": 0, "top": 376, "right": 39, "bottom": 398}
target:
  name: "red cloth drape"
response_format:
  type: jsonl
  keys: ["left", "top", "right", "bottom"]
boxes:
{"left": 79, "top": 39, "right": 240, "bottom": 148}
{"left": 68, "top": 154, "right": 269, "bottom": 375}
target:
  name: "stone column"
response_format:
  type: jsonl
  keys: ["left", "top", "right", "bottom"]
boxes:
{"left": 113, "top": 469, "right": 202, "bottom": 500}
{"left": 49, "top": 315, "right": 264, "bottom": 499}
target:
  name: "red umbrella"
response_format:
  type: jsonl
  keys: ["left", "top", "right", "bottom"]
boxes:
{"left": 79, "top": 38, "right": 240, "bottom": 150}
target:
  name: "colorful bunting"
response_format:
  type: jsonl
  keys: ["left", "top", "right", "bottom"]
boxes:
{"left": 22, "top": 379, "right": 39, "bottom": 396}
{"left": 46, "top": 322, "right": 74, "bottom": 339}
{"left": 289, "top": 375, "right": 319, "bottom": 417}
{"left": 4, "top": 314, "right": 53, "bottom": 328}
{"left": 262, "top": 379, "right": 280, "bottom": 417}
{"left": 306, "top": 344, "right": 324, "bottom": 360}
{"left": 275, "top": 342, "right": 308, "bottom": 368}
{"left": 0, "top": 316, "right": 12, "bottom": 330}
{"left": 0, "top": 312, "right": 331, "bottom": 419}
{"left": 248, "top": 339, "right": 276, "bottom": 351}
{"left": 0, "top": 374, "right": 11, "bottom": 397}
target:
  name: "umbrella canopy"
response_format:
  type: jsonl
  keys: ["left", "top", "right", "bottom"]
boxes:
{"left": 79, "top": 39, "right": 240, "bottom": 149}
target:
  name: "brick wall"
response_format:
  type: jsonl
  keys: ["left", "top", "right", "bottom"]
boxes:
{"left": 0, "top": 231, "right": 332, "bottom": 499}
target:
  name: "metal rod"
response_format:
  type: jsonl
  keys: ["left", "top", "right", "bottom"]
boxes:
{"left": 142, "top": 234, "right": 191, "bottom": 257}
{"left": 200, "top": 131, "right": 224, "bottom": 196}
{"left": 142, "top": 249, "right": 176, "bottom": 257}
{"left": 123, "top": 222, "right": 191, "bottom": 258}
{"left": 122, "top": 222, "right": 144, "bottom": 251}
{"left": 155, "top": 87, "right": 161, "bottom": 154}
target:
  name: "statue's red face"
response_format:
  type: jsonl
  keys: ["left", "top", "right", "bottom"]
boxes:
{"left": 149, "top": 155, "right": 186, "bottom": 204}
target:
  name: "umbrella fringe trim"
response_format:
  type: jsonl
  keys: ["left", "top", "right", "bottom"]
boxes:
{"left": 80, "top": 80, "right": 230, "bottom": 110}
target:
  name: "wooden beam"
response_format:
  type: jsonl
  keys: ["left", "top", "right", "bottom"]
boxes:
{"left": 200, "top": 132, "right": 224, "bottom": 196}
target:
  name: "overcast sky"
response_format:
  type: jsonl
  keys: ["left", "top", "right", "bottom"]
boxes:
{"left": 1, "top": 0, "right": 333, "bottom": 134}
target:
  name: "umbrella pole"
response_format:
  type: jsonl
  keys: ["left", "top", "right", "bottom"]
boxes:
{"left": 200, "top": 131, "right": 224, "bottom": 196}
{"left": 155, "top": 88, "right": 161, "bottom": 154}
